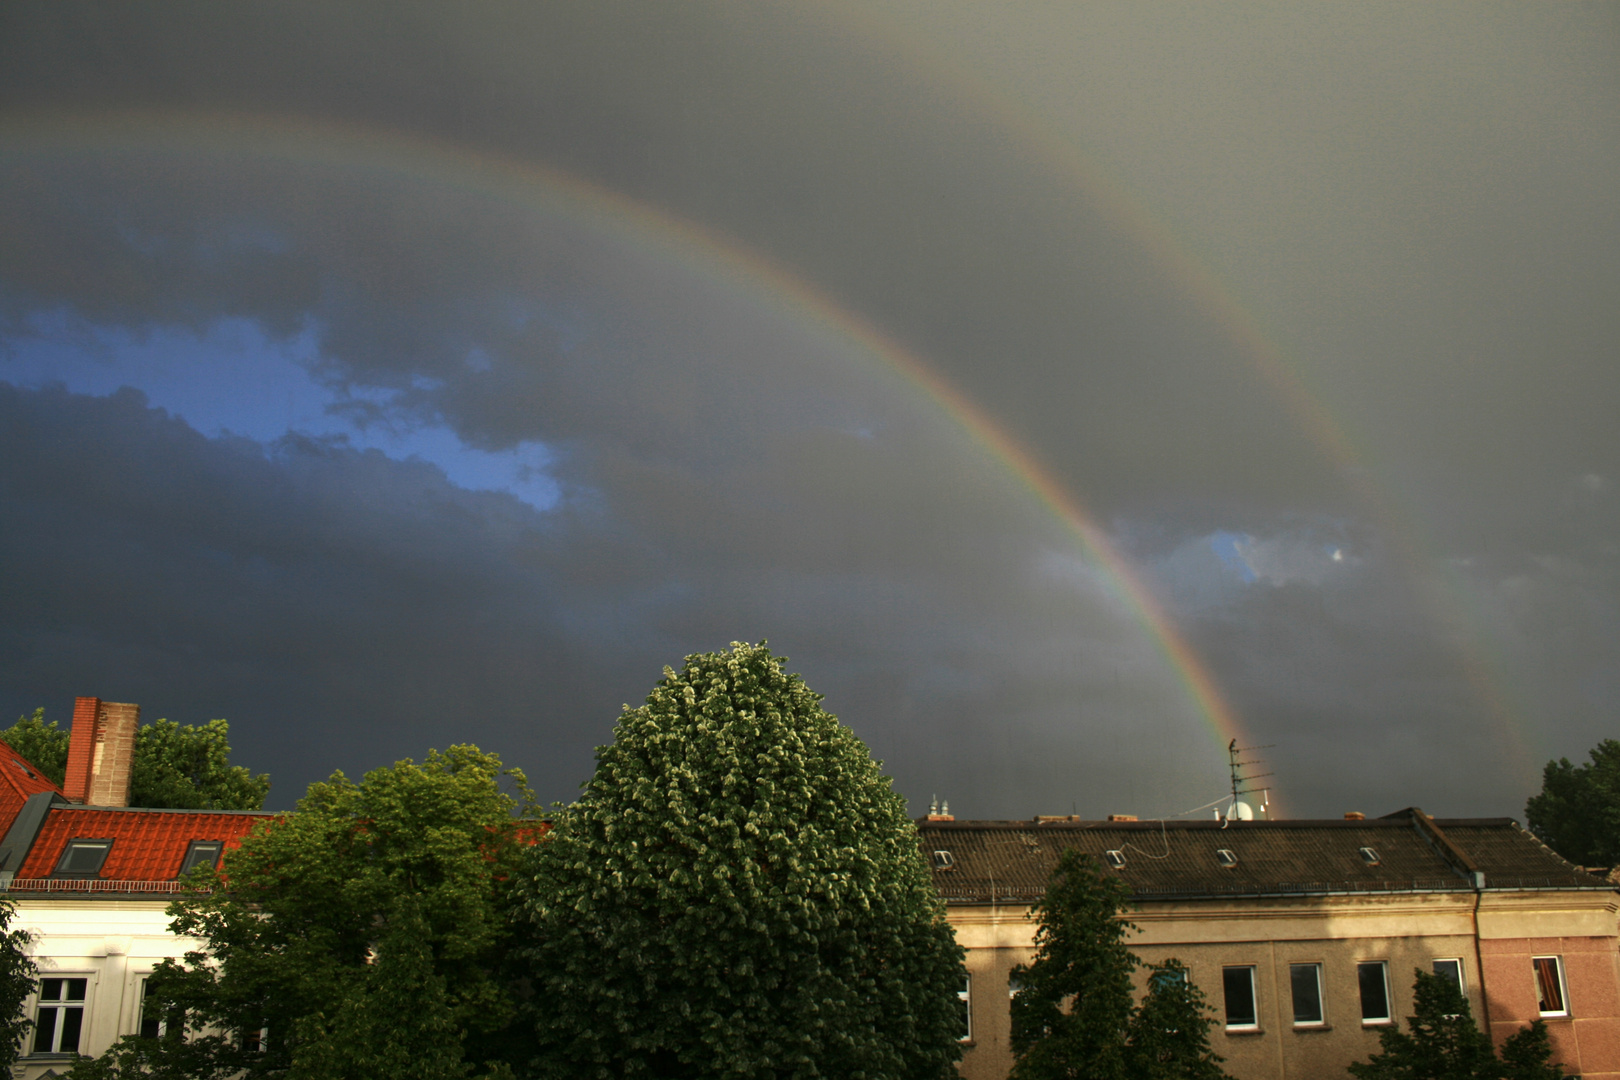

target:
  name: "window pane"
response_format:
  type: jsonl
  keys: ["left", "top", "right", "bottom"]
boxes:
{"left": 1433, "top": 959, "right": 1464, "bottom": 994}
{"left": 39, "top": 978, "right": 62, "bottom": 1002}
{"left": 1223, "top": 966, "right": 1257, "bottom": 1027}
{"left": 64, "top": 978, "right": 86, "bottom": 1002}
{"left": 1291, "top": 963, "right": 1324, "bottom": 1024}
{"left": 33, "top": 1007, "right": 57, "bottom": 1053}
{"left": 62, "top": 843, "right": 109, "bottom": 873}
{"left": 1358, "top": 962, "right": 1391, "bottom": 1022}
{"left": 1534, "top": 957, "right": 1566, "bottom": 1015}
{"left": 58, "top": 1007, "right": 83, "bottom": 1053}
{"left": 958, "top": 975, "right": 971, "bottom": 1041}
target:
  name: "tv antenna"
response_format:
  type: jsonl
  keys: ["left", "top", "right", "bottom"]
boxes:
{"left": 1226, "top": 739, "right": 1275, "bottom": 819}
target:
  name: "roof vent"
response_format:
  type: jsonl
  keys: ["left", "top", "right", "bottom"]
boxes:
{"left": 1359, "top": 846, "right": 1381, "bottom": 866}
{"left": 1215, "top": 849, "right": 1238, "bottom": 868}
{"left": 1345, "top": 811, "right": 1366, "bottom": 821}
{"left": 932, "top": 850, "right": 955, "bottom": 871}
{"left": 1103, "top": 850, "right": 1126, "bottom": 869}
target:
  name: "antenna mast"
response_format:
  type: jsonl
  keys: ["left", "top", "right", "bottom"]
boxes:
{"left": 1226, "top": 739, "right": 1276, "bottom": 817}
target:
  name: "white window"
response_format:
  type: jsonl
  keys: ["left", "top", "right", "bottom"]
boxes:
{"left": 1358, "top": 961, "right": 1391, "bottom": 1024}
{"left": 138, "top": 977, "right": 171, "bottom": 1039}
{"left": 1433, "top": 958, "right": 1465, "bottom": 995}
{"left": 1009, "top": 971, "right": 1025, "bottom": 1000}
{"left": 1533, "top": 957, "right": 1569, "bottom": 1017}
{"left": 1290, "top": 963, "right": 1324, "bottom": 1026}
{"left": 1223, "top": 966, "right": 1258, "bottom": 1029}
{"left": 958, "top": 975, "right": 972, "bottom": 1041}
{"left": 33, "top": 977, "right": 87, "bottom": 1054}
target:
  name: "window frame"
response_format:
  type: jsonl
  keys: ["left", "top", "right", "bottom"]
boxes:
{"left": 1289, "top": 962, "right": 1326, "bottom": 1027}
{"left": 52, "top": 837, "right": 115, "bottom": 879}
{"left": 1533, "top": 956, "right": 1569, "bottom": 1018}
{"left": 1357, "top": 960, "right": 1392, "bottom": 1025}
{"left": 178, "top": 840, "right": 225, "bottom": 877}
{"left": 958, "top": 974, "right": 972, "bottom": 1042}
{"left": 1222, "top": 965, "right": 1259, "bottom": 1031}
{"left": 1432, "top": 958, "right": 1466, "bottom": 996}
{"left": 31, "top": 975, "right": 90, "bottom": 1056}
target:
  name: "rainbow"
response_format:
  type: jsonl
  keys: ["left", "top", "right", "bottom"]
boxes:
{"left": 2, "top": 109, "right": 1252, "bottom": 771}
{"left": 828, "top": 14, "right": 1539, "bottom": 782}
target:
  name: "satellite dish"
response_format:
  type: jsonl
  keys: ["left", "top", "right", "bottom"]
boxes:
{"left": 1225, "top": 800, "right": 1255, "bottom": 822}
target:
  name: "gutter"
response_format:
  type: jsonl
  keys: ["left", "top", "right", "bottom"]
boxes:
{"left": 1409, "top": 808, "right": 1492, "bottom": 1035}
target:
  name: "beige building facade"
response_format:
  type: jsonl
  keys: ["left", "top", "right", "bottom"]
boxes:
{"left": 926, "top": 810, "right": 1620, "bottom": 1080}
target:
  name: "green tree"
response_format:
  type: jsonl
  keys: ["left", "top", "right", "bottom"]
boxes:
{"left": 1126, "top": 961, "right": 1227, "bottom": 1080}
{"left": 1009, "top": 851, "right": 1227, "bottom": 1080}
{"left": 0, "top": 898, "right": 37, "bottom": 1073}
{"left": 517, "top": 642, "right": 965, "bottom": 1080}
{"left": 1525, "top": 739, "right": 1620, "bottom": 867}
{"left": 0, "top": 710, "right": 269, "bottom": 810}
{"left": 65, "top": 745, "right": 534, "bottom": 1080}
{"left": 1348, "top": 969, "right": 1563, "bottom": 1080}
{"left": 1010, "top": 849, "right": 1138, "bottom": 1080}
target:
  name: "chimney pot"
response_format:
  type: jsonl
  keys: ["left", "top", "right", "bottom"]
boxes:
{"left": 1344, "top": 811, "right": 1366, "bottom": 821}
{"left": 1107, "top": 814, "right": 1138, "bottom": 822}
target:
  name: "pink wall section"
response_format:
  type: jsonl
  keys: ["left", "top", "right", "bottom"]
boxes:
{"left": 1482, "top": 936, "right": 1620, "bottom": 1080}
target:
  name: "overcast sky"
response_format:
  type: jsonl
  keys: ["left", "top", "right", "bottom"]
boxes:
{"left": 1, "top": 2, "right": 1615, "bottom": 818}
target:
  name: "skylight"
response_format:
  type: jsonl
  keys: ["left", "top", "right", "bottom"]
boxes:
{"left": 1359, "top": 846, "right": 1381, "bottom": 866}
{"left": 1215, "top": 849, "right": 1238, "bottom": 868}
{"left": 1103, "top": 850, "right": 1126, "bottom": 869}
{"left": 932, "top": 850, "right": 955, "bottom": 871}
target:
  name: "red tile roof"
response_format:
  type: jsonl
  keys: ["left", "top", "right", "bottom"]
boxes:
{"left": 0, "top": 739, "right": 65, "bottom": 830}
{"left": 15, "top": 806, "right": 274, "bottom": 882}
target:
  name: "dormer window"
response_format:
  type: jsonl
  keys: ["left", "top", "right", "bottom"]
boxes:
{"left": 932, "top": 850, "right": 955, "bottom": 871}
{"left": 1359, "top": 846, "right": 1381, "bottom": 866}
{"left": 179, "top": 841, "right": 225, "bottom": 876}
{"left": 1215, "top": 849, "right": 1238, "bottom": 868}
{"left": 54, "top": 839, "right": 113, "bottom": 879}
{"left": 1103, "top": 850, "right": 1126, "bottom": 870}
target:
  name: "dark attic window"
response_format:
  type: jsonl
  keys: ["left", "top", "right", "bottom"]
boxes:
{"left": 1103, "top": 850, "right": 1126, "bottom": 870}
{"left": 54, "top": 839, "right": 114, "bottom": 879}
{"left": 1215, "top": 849, "right": 1238, "bottom": 868}
{"left": 1359, "top": 847, "right": 1381, "bottom": 866}
{"left": 179, "top": 841, "right": 225, "bottom": 876}
{"left": 932, "top": 850, "right": 955, "bottom": 871}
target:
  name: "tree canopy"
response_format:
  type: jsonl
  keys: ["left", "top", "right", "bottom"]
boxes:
{"left": 1348, "top": 969, "right": 1562, "bottom": 1080}
{"left": 516, "top": 641, "right": 965, "bottom": 1080}
{"left": 1009, "top": 848, "right": 1227, "bottom": 1080}
{"left": 1525, "top": 739, "right": 1620, "bottom": 867}
{"left": 67, "top": 745, "right": 534, "bottom": 1080}
{"left": 0, "top": 899, "right": 36, "bottom": 1073}
{"left": 0, "top": 708, "right": 270, "bottom": 810}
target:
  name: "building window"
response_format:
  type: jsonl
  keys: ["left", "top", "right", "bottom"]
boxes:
{"left": 1533, "top": 957, "right": 1568, "bottom": 1017}
{"left": 1103, "top": 850, "right": 1126, "bottom": 869}
{"left": 1009, "top": 971, "right": 1024, "bottom": 1000}
{"left": 958, "top": 975, "right": 972, "bottom": 1041}
{"left": 1359, "top": 847, "right": 1381, "bottom": 865}
{"left": 1290, "top": 963, "right": 1324, "bottom": 1025}
{"left": 33, "top": 978, "right": 87, "bottom": 1054}
{"left": 1358, "top": 961, "right": 1391, "bottom": 1024}
{"left": 1215, "top": 849, "right": 1238, "bottom": 868}
{"left": 1223, "top": 966, "right": 1258, "bottom": 1029}
{"left": 53, "top": 839, "right": 114, "bottom": 879}
{"left": 1433, "top": 959, "right": 1465, "bottom": 995}
{"left": 179, "top": 841, "right": 224, "bottom": 876}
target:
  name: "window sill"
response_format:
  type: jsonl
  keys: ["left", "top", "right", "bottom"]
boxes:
{"left": 1538, "top": 1014, "right": 1572, "bottom": 1023}
{"left": 1292, "top": 1024, "right": 1332, "bottom": 1033}
{"left": 957, "top": 1038, "right": 976, "bottom": 1047}
{"left": 1362, "top": 1020, "right": 1394, "bottom": 1028}
{"left": 1224, "top": 1027, "right": 1264, "bottom": 1037}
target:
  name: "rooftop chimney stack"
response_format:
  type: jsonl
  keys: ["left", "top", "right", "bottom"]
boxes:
{"left": 1344, "top": 811, "right": 1366, "bottom": 821}
{"left": 64, "top": 697, "right": 138, "bottom": 807}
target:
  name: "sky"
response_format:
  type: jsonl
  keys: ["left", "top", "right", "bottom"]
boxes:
{"left": 0, "top": 2, "right": 1616, "bottom": 818}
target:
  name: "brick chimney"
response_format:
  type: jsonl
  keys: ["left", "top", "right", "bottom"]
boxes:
{"left": 64, "top": 697, "right": 139, "bottom": 807}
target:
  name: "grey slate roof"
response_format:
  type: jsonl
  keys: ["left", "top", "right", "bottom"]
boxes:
{"left": 918, "top": 808, "right": 1609, "bottom": 906}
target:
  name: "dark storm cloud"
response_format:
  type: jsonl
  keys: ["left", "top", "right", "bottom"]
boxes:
{"left": 1, "top": 2, "right": 1616, "bottom": 818}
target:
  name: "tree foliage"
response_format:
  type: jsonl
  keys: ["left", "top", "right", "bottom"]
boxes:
{"left": 0, "top": 898, "right": 37, "bottom": 1073}
{"left": 1525, "top": 739, "right": 1620, "bottom": 867}
{"left": 517, "top": 641, "right": 965, "bottom": 1080}
{"left": 1010, "top": 850, "right": 1226, "bottom": 1080}
{"left": 66, "top": 745, "right": 534, "bottom": 1080}
{"left": 1348, "top": 969, "right": 1562, "bottom": 1080}
{"left": 0, "top": 709, "right": 270, "bottom": 810}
